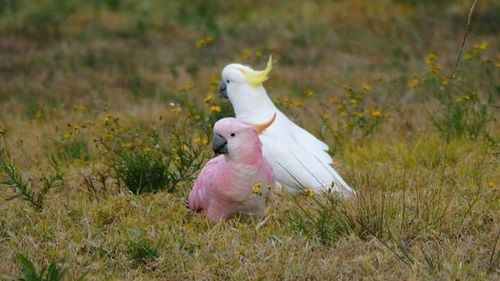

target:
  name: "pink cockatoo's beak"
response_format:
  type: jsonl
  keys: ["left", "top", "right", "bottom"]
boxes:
{"left": 213, "top": 134, "right": 228, "bottom": 154}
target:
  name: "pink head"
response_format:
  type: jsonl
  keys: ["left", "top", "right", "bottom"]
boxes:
{"left": 212, "top": 113, "right": 276, "bottom": 164}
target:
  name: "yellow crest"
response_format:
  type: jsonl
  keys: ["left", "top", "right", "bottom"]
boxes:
{"left": 240, "top": 56, "right": 272, "bottom": 87}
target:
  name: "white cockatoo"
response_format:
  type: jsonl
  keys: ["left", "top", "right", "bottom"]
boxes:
{"left": 218, "top": 57, "right": 355, "bottom": 197}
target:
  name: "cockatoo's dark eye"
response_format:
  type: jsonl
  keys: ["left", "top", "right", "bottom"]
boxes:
{"left": 226, "top": 80, "right": 230, "bottom": 83}
{"left": 230, "top": 132, "right": 236, "bottom": 137}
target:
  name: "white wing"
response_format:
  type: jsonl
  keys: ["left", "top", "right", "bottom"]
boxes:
{"left": 260, "top": 111, "right": 354, "bottom": 196}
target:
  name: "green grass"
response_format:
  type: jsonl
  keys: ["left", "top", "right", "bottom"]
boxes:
{"left": 0, "top": 0, "right": 498, "bottom": 280}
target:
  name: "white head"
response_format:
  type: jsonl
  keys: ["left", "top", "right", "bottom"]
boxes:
{"left": 218, "top": 57, "right": 274, "bottom": 116}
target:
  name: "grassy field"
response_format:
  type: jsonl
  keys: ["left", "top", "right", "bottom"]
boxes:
{"left": 0, "top": 0, "right": 499, "bottom": 280}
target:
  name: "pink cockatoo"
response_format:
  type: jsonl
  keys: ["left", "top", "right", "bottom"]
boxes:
{"left": 188, "top": 114, "right": 276, "bottom": 223}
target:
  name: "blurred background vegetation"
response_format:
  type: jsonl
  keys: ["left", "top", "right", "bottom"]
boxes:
{"left": 0, "top": 0, "right": 498, "bottom": 105}
{"left": 0, "top": 1, "right": 498, "bottom": 280}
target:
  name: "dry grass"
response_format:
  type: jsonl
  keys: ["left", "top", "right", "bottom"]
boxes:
{"left": 0, "top": 0, "right": 499, "bottom": 280}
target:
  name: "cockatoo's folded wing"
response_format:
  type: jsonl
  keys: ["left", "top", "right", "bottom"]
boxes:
{"left": 188, "top": 158, "right": 220, "bottom": 212}
{"left": 261, "top": 115, "right": 354, "bottom": 196}
{"left": 276, "top": 111, "right": 333, "bottom": 163}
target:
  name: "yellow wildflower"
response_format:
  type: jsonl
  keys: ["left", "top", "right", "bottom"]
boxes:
{"left": 241, "top": 49, "right": 252, "bottom": 60}
{"left": 304, "top": 188, "right": 315, "bottom": 197}
{"left": 425, "top": 52, "right": 437, "bottom": 65}
{"left": 73, "top": 104, "right": 85, "bottom": 112}
{"left": 473, "top": 41, "right": 488, "bottom": 51}
{"left": 34, "top": 110, "right": 43, "bottom": 120}
{"left": 103, "top": 114, "right": 112, "bottom": 125}
{"left": 204, "top": 95, "right": 213, "bottom": 103}
{"left": 193, "top": 114, "right": 200, "bottom": 120}
{"left": 252, "top": 183, "right": 262, "bottom": 196}
{"left": 431, "top": 64, "right": 442, "bottom": 74}
{"left": 121, "top": 143, "right": 132, "bottom": 149}
{"left": 305, "top": 90, "right": 315, "bottom": 97}
{"left": 209, "top": 105, "right": 221, "bottom": 113}
{"left": 362, "top": 83, "right": 372, "bottom": 92}
{"left": 487, "top": 181, "right": 494, "bottom": 188}
{"left": 104, "top": 132, "right": 113, "bottom": 141}
{"left": 408, "top": 78, "right": 420, "bottom": 89}
{"left": 170, "top": 107, "right": 182, "bottom": 116}
{"left": 370, "top": 109, "right": 382, "bottom": 118}
{"left": 441, "top": 76, "right": 449, "bottom": 86}
{"left": 195, "top": 36, "right": 213, "bottom": 48}
{"left": 291, "top": 100, "right": 302, "bottom": 107}
{"left": 194, "top": 136, "right": 209, "bottom": 146}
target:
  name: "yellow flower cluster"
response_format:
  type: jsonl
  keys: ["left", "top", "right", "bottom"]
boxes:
{"left": 34, "top": 110, "right": 43, "bottom": 120}
{"left": 362, "top": 83, "right": 372, "bottom": 92}
{"left": 455, "top": 94, "right": 471, "bottom": 102}
{"left": 305, "top": 90, "right": 315, "bottom": 97}
{"left": 473, "top": 41, "right": 488, "bottom": 51}
{"left": 424, "top": 52, "right": 437, "bottom": 65}
{"left": 204, "top": 95, "right": 213, "bottom": 103}
{"left": 195, "top": 36, "right": 214, "bottom": 48}
{"left": 103, "top": 113, "right": 118, "bottom": 126}
{"left": 304, "top": 188, "right": 315, "bottom": 197}
{"left": 240, "top": 49, "right": 265, "bottom": 61}
{"left": 241, "top": 49, "right": 252, "bottom": 60}
{"left": 194, "top": 136, "right": 209, "bottom": 146}
{"left": 170, "top": 104, "right": 182, "bottom": 116}
{"left": 370, "top": 109, "right": 382, "bottom": 118}
{"left": 424, "top": 52, "right": 441, "bottom": 75}
{"left": 72, "top": 104, "right": 85, "bottom": 112}
{"left": 209, "top": 105, "right": 221, "bottom": 113}
{"left": 408, "top": 78, "right": 420, "bottom": 89}
{"left": 465, "top": 41, "right": 489, "bottom": 61}
{"left": 121, "top": 142, "right": 133, "bottom": 149}
{"left": 252, "top": 183, "right": 262, "bottom": 196}
{"left": 279, "top": 96, "right": 302, "bottom": 107}
{"left": 441, "top": 76, "right": 449, "bottom": 86}
{"left": 177, "top": 83, "right": 194, "bottom": 93}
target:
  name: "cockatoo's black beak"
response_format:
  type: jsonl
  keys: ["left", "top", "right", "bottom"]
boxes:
{"left": 213, "top": 134, "right": 228, "bottom": 154}
{"left": 219, "top": 81, "right": 228, "bottom": 99}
